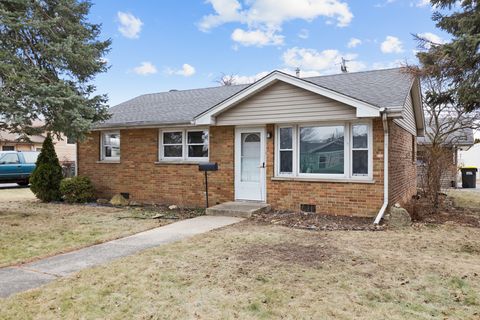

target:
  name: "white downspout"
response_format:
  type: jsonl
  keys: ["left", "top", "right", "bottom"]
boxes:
{"left": 374, "top": 108, "right": 389, "bottom": 224}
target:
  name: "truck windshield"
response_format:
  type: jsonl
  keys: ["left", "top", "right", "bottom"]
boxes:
{"left": 22, "top": 152, "right": 40, "bottom": 164}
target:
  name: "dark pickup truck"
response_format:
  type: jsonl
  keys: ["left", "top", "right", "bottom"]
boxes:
{"left": 0, "top": 151, "right": 39, "bottom": 186}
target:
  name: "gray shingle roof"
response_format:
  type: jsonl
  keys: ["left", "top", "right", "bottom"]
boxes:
{"left": 305, "top": 68, "right": 413, "bottom": 108}
{"left": 95, "top": 68, "right": 414, "bottom": 129}
{"left": 418, "top": 125, "right": 475, "bottom": 146}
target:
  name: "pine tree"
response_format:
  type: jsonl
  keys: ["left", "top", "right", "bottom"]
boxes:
{"left": 30, "top": 134, "right": 63, "bottom": 202}
{"left": 0, "top": 0, "right": 111, "bottom": 140}
{"left": 416, "top": 0, "right": 480, "bottom": 111}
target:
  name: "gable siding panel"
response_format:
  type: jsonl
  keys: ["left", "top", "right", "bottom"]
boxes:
{"left": 216, "top": 81, "right": 357, "bottom": 125}
{"left": 393, "top": 92, "right": 417, "bottom": 136}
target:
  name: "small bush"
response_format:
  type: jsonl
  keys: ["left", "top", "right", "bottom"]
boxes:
{"left": 30, "top": 134, "right": 63, "bottom": 202}
{"left": 60, "top": 176, "right": 95, "bottom": 203}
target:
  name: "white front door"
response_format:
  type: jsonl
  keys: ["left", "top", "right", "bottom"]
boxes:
{"left": 235, "top": 127, "right": 266, "bottom": 201}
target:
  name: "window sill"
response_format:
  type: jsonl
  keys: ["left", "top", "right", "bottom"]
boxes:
{"left": 96, "top": 160, "right": 120, "bottom": 164}
{"left": 271, "top": 176, "right": 375, "bottom": 184}
{"left": 155, "top": 160, "right": 209, "bottom": 165}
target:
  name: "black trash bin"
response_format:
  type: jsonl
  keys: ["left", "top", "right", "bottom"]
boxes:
{"left": 461, "top": 167, "right": 477, "bottom": 188}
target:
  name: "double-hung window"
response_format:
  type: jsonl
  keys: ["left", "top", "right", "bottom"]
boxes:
{"left": 162, "top": 131, "right": 184, "bottom": 159}
{"left": 160, "top": 128, "right": 209, "bottom": 161}
{"left": 278, "top": 127, "right": 294, "bottom": 174}
{"left": 276, "top": 122, "right": 372, "bottom": 180}
{"left": 351, "top": 124, "right": 369, "bottom": 176}
{"left": 101, "top": 131, "right": 120, "bottom": 161}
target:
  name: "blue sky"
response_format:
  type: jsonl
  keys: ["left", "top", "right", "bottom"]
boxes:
{"left": 88, "top": 0, "right": 448, "bottom": 106}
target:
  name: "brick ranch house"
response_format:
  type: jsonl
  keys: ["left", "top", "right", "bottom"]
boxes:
{"left": 78, "top": 68, "right": 425, "bottom": 222}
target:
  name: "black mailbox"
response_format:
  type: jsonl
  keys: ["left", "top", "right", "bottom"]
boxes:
{"left": 198, "top": 163, "right": 218, "bottom": 208}
{"left": 198, "top": 162, "right": 218, "bottom": 171}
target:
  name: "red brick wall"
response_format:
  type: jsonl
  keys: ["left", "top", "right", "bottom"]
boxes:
{"left": 265, "top": 119, "right": 385, "bottom": 217}
{"left": 78, "top": 126, "right": 234, "bottom": 207}
{"left": 78, "top": 119, "right": 416, "bottom": 217}
{"left": 388, "top": 121, "right": 417, "bottom": 205}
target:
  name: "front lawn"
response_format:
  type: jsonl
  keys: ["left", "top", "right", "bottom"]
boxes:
{"left": 447, "top": 189, "right": 480, "bottom": 210}
{"left": 1, "top": 221, "right": 479, "bottom": 319}
{"left": 0, "top": 189, "right": 201, "bottom": 267}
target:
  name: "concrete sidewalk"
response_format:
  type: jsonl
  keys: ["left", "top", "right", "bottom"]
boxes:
{"left": 0, "top": 215, "right": 242, "bottom": 298}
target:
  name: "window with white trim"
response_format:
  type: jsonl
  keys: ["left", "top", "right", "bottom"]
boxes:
{"left": 276, "top": 122, "right": 372, "bottom": 180}
{"left": 160, "top": 129, "right": 208, "bottom": 161}
{"left": 351, "top": 124, "right": 369, "bottom": 176}
{"left": 187, "top": 130, "right": 209, "bottom": 159}
{"left": 278, "top": 127, "right": 293, "bottom": 174}
{"left": 300, "top": 125, "right": 345, "bottom": 175}
{"left": 101, "top": 131, "right": 120, "bottom": 161}
{"left": 162, "top": 131, "right": 183, "bottom": 159}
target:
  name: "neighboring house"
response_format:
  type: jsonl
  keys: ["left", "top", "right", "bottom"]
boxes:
{"left": 459, "top": 141, "right": 480, "bottom": 178}
{"left": 417, "top": 127, "right": 475, "bottom": 188}
{"left": 0, "top": 130, "right": 77, "bottom": 167}
{"left": 78, "top": 68, "right": 424, "bottom": 219}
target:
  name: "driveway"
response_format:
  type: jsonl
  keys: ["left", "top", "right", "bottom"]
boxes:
{"left": 0, "top": 186, "right": 35, "bottom": 202}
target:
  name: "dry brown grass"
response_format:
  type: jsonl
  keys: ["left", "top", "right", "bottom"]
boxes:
{"left": 1, "top": 221, "right": 479, "bottom": 319}
{"left": 447, "top": 189, "right": 480, "bottom": 210}
{"left": 0, "top": 189, "right": 168, "bottom": 267}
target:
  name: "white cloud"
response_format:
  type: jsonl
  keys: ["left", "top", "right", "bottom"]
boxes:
{"left": 229, "top": 69, "right": 322, "bottom": 84}
{"left": 282, "top": 47, "right": 366, "bottom": 74}
{"left": 415, "top": 0, "right": 430, "bottom": 7}
{"left": 231, "top": 28, "right": 284, "bottom": 46}
{"left": 298, "top": 29, "right": 309, "bottom": 39}
{"left": 198, "top": 0, "right": 243, "bottom": 31}
{"left": 371, "top": 59, "right": 404, "bottom": 69}
{"left": 117, "top": 12, "right": 143, "bottom": 39}
{"left": 380, "top": 36, "right": 404, "bottom": 53}
{"left": 199, "top": 0, "right": 353, "bottom": 46}
{"left": 200, "top": 0, "right": 353, "bottom": 30}
{"left": 166, "top": 64, "right": 196, "bottom": 77}
{"left": 347, "top": 38, "right": 362, "bottom": 48}
{"left": 133, "top": 62, "right": 157, "bottom": 75}
{"left": 417, "top": 32, "right": 446, "bottom": 48}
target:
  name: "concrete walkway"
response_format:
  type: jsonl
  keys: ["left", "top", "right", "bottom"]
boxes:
{"left": 0, "top": 215, "right": 242, "bottom": 298}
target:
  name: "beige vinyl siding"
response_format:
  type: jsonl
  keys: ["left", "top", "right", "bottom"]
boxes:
{"left": 216, "top": 81, "right": 357, "bottom": 125}
{"left": 394, "top": 92, "right": 417, "bottom": 136}
{"left": 53, "top": 137, "right": 76, "bottom": 163}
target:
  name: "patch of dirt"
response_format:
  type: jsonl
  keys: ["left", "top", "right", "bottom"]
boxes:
{"left": 408, "top": 194, "right": 480, "bottom": 228}
{"left": 114, "top": 206, "right": 205, "bottom": 220}
{"left": 237, "top": 242, "right": 333, "bottom": 267}
{"left": 251, "top": 211, "right": 383, "bottom": 231}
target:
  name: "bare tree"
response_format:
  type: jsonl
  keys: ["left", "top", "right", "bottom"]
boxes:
{"left": 216, "top": 73, "right": 237, "bottom": 86}
{"left": 407, "top": 66, "right": 480, "bottom": 211}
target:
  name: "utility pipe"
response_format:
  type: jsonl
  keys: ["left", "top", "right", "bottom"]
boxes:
{"left": 374, "top": 108, "right": 389, "bottom": 224}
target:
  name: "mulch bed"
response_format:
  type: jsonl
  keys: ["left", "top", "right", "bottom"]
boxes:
{"left": 251, "top": 210, "right": 384, "bottom": 231}
{"left": 252, "top": 193, "right": 480, "bottom": 231}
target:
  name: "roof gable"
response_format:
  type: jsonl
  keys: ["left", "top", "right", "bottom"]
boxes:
{"left": 194, "top": 71, "right": 381, "bottom": 125}
{"left": 215, "top": 81, "right": 358, "bottom": 125}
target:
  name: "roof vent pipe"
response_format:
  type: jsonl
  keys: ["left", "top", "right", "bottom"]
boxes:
{"left": 295, "top": 67, "right": 300, "bottom": 78}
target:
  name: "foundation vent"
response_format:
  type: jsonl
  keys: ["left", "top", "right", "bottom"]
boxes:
{"left": 300, "top": 204, "right": 316, "bottom": 213}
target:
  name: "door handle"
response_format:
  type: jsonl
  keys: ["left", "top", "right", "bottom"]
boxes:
{"left": 258, "top": 162, "right": 265, "bottom": 168}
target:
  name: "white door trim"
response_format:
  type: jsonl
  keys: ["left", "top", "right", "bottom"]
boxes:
{"left": 234, "top": 126, "right": 267, "bottom": 202}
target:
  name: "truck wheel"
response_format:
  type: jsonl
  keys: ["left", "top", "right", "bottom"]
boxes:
{"left": 17, "top": 180, "right": 29, "bottom": 186}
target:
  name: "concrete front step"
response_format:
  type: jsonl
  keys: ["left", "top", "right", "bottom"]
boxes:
{"left": 206, "top": 201, "right": 271, "bottom": 218}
